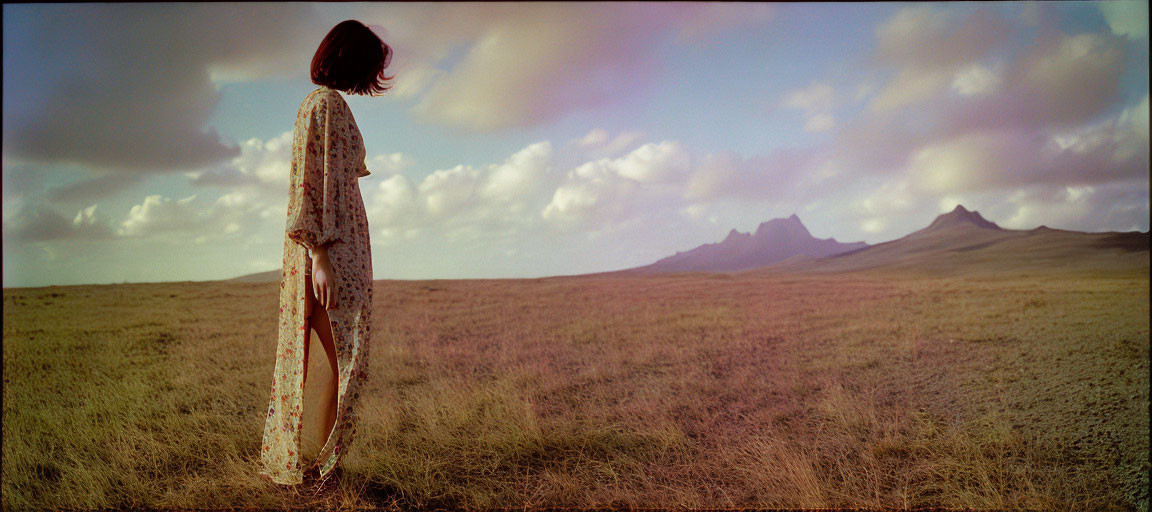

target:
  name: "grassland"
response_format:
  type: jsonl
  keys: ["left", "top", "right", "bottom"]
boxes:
{"left": 2, "top": 266, "right": 1148, "bottom": 510}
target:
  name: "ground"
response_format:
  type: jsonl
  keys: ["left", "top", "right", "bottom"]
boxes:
{"left": 2, "top": 266, "right": 1148, "bottom": 509}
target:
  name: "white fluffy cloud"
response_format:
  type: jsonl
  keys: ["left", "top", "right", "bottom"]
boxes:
{"left": 116, "top": 190, "right": 277, "bottom": 244}
{"left": 370, "top": 174, "right": 418, "bottom": 229}
{"left": 185, "top": 130, "right": 292, "bottom": 189}
{"left": 367, "top": 152, "right": 415, "bottom": 175}
{"left": 118, "top": 194, "right": 203, "bottom": 238}
{"left": 366, "top": 141, "right": 554, "bottom": 243}
{"left": 543, "top": 141, "right": 691, "bottom": 230}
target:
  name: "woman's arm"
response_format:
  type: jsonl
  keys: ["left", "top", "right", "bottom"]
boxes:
{"left": 290, "top": 94, "right": 354, "bottom": 311}
{"left": 310, "top": 243, "right": 336, "bottom": 310}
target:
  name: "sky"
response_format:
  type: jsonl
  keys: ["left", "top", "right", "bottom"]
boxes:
{"left": 2, "top": 1, "right": 1149, "bottom": 288}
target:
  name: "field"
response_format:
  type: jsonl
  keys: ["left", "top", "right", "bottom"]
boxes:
{"left": 2, "top": 266, "right": 1148, "bottom": 510}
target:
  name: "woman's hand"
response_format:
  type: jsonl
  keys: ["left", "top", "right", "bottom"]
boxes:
{"left": 311, "top": 245, "right": 337, "bottom": 310}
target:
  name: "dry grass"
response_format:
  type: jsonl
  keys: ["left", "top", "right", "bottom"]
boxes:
{"left": 2, "top": 266, "right": 1148, "bottom": 510}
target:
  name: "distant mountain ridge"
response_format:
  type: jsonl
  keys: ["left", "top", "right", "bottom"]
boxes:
{"left": 634, "top": 214, "right": 868, "bottom": 273}
{"left": 227, "top": 204, "right": 1149, "bottom": 281}
{"left": 226, "top": 269, "right": 281, "bottom": 283}
{"left": 810, "top": 204, "right": 1149, "bottom": 274}
{"left": 627, "top": 204, "right": 1147, "bottom": 276}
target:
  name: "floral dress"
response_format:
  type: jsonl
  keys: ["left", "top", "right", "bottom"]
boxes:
{"left": 259, "top": 86, "right": 373, "bottom": 485}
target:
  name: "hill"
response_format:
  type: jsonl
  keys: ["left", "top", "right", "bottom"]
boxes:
{"left": 229, "top": 206, "right": 1147, "bottom": 281}
{"left": 761, "top": 205, "right": 1149, "bottom": 276}
{"left": 631, "top": 214, "right": 868, "bottom": 273}
{"left": 226, "top": 269, "right": 281, "bottom": 283}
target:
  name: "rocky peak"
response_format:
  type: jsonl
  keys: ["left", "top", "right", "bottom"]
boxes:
{"left": 925, "top": 204, "right": 1003, "bottom": 231}
{"left": 754, "top": 214, "right": 812, "bottom": 239}
{"left": 723, "top": 229, "right": 751, "bottom": 243}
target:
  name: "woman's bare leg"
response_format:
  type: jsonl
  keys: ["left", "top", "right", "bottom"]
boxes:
{"left": 300, "top": 273, "right": 340, "bottom": 466}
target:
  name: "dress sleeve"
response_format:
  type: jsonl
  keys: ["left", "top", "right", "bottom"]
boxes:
{"left": 286, "top": 95, "right": 347, "bottom": 256}
{"left": 355, "top": 158, "right": 371, "bottom": 178}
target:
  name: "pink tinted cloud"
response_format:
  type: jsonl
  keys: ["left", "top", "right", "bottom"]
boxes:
{"left": 834, "top": 12, "right": 1140, "bottom": 188}
{"left": 392, "top": 3, "right": 775, "bottom": 131}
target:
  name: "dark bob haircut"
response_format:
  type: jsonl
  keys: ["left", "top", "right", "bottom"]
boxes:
{"left": 311, "top": 20, "right": 394, "bottom": 96}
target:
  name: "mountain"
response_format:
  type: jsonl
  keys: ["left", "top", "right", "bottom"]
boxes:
{"left": 229, "top": 205, "right": 1148, "bottom": 280}
{"left": 918, "top": 204, "right": 1003, "bottom": 232}
{"left": 226, "top": 269, "right": 281, "bottom": 282}
{"left": 770, "top": 205, "right": 1149, "bottom": 275}
{"left": 632, "top": 214, "right": 868, "bottom": 273}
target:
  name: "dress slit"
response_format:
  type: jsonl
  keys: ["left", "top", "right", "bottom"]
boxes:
{"left": 298, "top": 256, "right": 345, "bottom": 478}
{"left": 299, "top": 277, "right": 341, "bottom": 473}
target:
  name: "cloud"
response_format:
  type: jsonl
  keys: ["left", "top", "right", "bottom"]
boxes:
{"left": 603, "top": 141, "right": 691, "bottom": 184}
{"left": 482, "top": 141, "right": 553, "bottom": 202}
{"left": 401, "top": 3, "right": 775, "bottom": 131}
{"left": 795, "top": 4, "right": 1150, "bottom": 243}
{"left": 834, "top": 13, "right": 1138, "bottom": 182}
{"left": 542, "top": 140, "right": 692, "bottom": 230}
{"left": 1, "top": 3, "right": 316, "bottom": 172}
{"left": 843, "top": 169, "right": 1149, "bottom": 244}
{"left": 781, "top": 82, "right": 836, "bottom": 132}
{"left": 118, "top": 194, "right": 204, "bottom": 238}
{"left": 998, "top": 181, "right": 1150, "bottom": 232}
{"left": 1098, "top": 0, "right": 1149, "bottom": 40}
{"left": 410, "top": 5, "right": 660, "bottom": 131}
{"left": 385, "top": 62, "right": 446, "bottom": 101}
{"left": 1, "top": 158, "right": 45, "bottom": 201}
{"left": 72, "top": 204, "right": 98, "bottom": 226}
{"left": 116, "top": 191, "right": 274, "bottom": 244}
{"left": 1, "top": 200, "right": 115, "bottom": 242}
{"left": 838, "top": 94, "right": 1149, "bottom": 241}
{"left": 849, "top": 179, "right": 917, "bottom": 235}
{"left": 1018, "top": 32, "right": 1126, "bottom": 127}
{"left": 874, "top": 5, "right": 955, "bottom": 67}
{"left": 868, "top": 68, "right": 952, "bottom": 112}
{"left": 365, "top": 140, "right": 554, "bottom": 243}
{"left": 186, "top": 131, "right": 294, "bottom": 190}
{"left": 937, "top": 31, "right": 1129, "bottom": 135}
{"left": 874, "top": 5, "right": 1006, "bottom": 70}
{"left": 571, "top": 128, "right": 646, "bottom": 159}
{"left": 868, "top": 5, "right": 1010, "bottom": 112}
{"left": 684, "top": 148, "right": 819, "bottom": 203}
{"left": 867, "top": 96, "right": 1147, "bottom": 199}
{"left": 370, "top": 174, "right": 418, "bottom": 231}
{"left": 45, "top": 173, "right": 146, "bottom": 204}
{"left": 950, "top": 63, "right": 1001, "bottom": 97}
{"left": 367, "top": 152, "right": 416, "bottom": 175}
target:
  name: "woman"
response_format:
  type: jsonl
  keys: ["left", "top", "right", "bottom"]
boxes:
{"left": 259, "top": 19, "right": 392, "bottom": 489}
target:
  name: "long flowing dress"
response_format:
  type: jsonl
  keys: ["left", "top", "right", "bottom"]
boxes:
{"left": 259, "top": 85, "right": 373, "bottom": 485}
